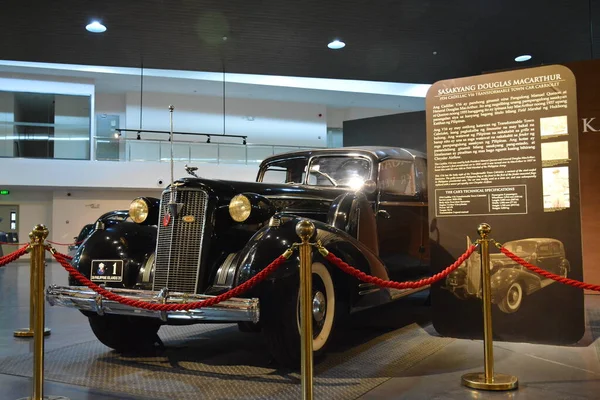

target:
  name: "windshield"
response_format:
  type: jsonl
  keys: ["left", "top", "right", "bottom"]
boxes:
{"left": 307, "top": 156, "right": 371, "bottom": 189}
{"left": 504, "top": 241, "right": 537, "bottom": 254}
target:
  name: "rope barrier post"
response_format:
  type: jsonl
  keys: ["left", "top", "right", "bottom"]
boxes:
{"left": 17, "top": 225, "right": 69, "bottom": 400}
{"left": 14, "top": 234, "right": 51, "bottom": 338}
{"left": 296, "top": 220, "right": 314, "bottom": 400}
{"left": 461, "top": 223, "right": 518, "bottom": 391}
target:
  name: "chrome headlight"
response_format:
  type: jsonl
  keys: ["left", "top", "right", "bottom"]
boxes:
{"left": 129, "top": 198, "right": 149, "bottom": 223}
{"left": 229, "top": 194, "right": 252, "bottom": 222}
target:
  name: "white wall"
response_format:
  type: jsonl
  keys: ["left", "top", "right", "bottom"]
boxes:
{"left": 0, "top": 190, "right": 53, "bottom": 258}
{"left": 0, "top": 157, "right": 259, "bottom": 189}
{"left": 95, "top": 93, "right": 126, "bottom": 128}
{"left": 125, "top": 91, "right": 327, "bottom": 147}
{"left": 51, "top": 189, "right": 161, "bottom": 244}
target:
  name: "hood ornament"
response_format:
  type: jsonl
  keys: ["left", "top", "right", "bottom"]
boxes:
{"left": 167, "top": 105, "right": 183, "bottom": 220}
{"left": 185, "top": 164, "right": 199, "bottom": 178}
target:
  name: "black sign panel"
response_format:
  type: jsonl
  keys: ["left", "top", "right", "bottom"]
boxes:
{"left": 426, "top": 65, "right": 584, "bottom": 344}
{"left": 91, "top": 260, "right": 124, "bottom": 282}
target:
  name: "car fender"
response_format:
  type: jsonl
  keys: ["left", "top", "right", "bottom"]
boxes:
{"left": 233, "top": 214, "right": 386, "bottom": 304}
{"left": 68, "top": 222, "right": 157, "bottom": 289}
{"left": 490, "top": 267, "right": 540, "bottom": 303}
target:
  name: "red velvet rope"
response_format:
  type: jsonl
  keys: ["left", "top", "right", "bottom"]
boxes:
{"left": 0, "top": 245, "right": 30, "bottom": 267}
{"left": 324, "top": 245, "right": 478, "bottom": 289}
{"left": 500, "top": 246, "right": 600, "bottom": 292}
{"left": 51, "top": 251, "right": 288, "bottom": 311}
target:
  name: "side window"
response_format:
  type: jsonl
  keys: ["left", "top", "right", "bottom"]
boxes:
{"left": 537, "top": 244, "right": 550, "bottom": 256}
{"left": 258, "top": 157, "right": 307, "bottom": 183}
{"left": 379, "top": 159, "right": 416, "bottom": 196}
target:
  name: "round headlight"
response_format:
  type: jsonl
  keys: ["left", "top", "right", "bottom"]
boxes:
{"left": 129, "top": 198, "right": 149, "bottom": 223}
{"left": 229, "top": 194, "right": 251, "bottom": 222}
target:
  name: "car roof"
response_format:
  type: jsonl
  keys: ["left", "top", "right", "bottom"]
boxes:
{"left": 261, "top": 146, "right": 426, "bottom": 165}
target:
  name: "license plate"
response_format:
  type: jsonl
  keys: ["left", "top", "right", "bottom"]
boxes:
{"left": 91, "top": 260, "right": 124, "bottom": 282}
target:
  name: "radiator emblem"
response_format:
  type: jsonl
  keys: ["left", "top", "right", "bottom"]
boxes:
{"left": 182, "top": 215, "right": 195, "bottom": 223}
{"left": 162, "top": 213, "right": 171, "bottom": 227}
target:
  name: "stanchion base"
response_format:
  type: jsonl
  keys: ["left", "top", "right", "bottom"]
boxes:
{"left": 17, "top": 396, "right": 70, "bottom": 400}
{"left": 462, "top": 372, "right": 518, "bottom": 391}
{"left": 13, "top": 327, "right": 51, "bottom": 338}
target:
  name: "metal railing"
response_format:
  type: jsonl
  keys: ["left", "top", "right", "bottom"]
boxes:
{"left": 94, "top": 136, "right": 319, "bottom": 164}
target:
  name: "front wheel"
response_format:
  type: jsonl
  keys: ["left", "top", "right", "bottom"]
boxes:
{"left": 262, "top": 262, "right": 338, "bottom": 368}
{"left": 88, "top": 314, "right": 162, "bottom": 353}
{"left": 498, "top": 281, "right": 523, "bottom": 314}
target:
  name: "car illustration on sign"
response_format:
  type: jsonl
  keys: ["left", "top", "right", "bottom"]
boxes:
{"left": 444, "top": 237, "right": 570, "bottom": 313}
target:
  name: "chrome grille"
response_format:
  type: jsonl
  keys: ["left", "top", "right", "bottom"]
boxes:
{"left": 153, "top": 188, "right": 209, "bottom": 293}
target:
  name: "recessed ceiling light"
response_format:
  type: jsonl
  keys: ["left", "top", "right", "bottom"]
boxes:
{"left": 86, "top": 21, "right": 106, "bottom": 33}
{"left": 515, "top": 54, "right": 532, "bottom": 62}
{"left": 328, "top": 40, "right": 346, "bottom": 50}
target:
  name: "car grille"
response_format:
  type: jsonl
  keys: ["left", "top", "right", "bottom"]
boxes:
{"left": 152, "top": 188, "right": 209, "bottom": 293}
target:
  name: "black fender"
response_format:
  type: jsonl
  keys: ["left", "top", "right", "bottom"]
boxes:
{"left": 69, "top": 222, "right": 157, "bottom": 289}
{"left": 233, "top": 214, "right": 388, "bottom": 309}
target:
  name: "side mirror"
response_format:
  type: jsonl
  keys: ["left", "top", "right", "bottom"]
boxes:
{"left": 361, "top": 179, "right": 377, "bottom": 194}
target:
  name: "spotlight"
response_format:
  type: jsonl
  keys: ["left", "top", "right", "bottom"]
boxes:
{"left": 328, "top": 39, "right": 346, "bottom": 50}
{"left": 515, "top": 54, "right": 532, "bottom": 62}
{"left": 243, "top": 137, "right": 247, "bottom": 145}
{"left": 86, "top": 21, "right": 107, "bottom": 33}
{"left": 136, "top": 131, "right": 141, "bottom": 140}
{"left": 207, "top": 136, "right": 211, "bottom": 144}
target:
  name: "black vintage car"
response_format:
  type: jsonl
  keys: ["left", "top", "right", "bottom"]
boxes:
{"left": 47, "top": 147, "right": 430, "bottom": 366}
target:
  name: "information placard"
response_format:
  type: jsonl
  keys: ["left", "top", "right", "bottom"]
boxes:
{"left": 427, "top": 65, "right": 584, "bottom": 344}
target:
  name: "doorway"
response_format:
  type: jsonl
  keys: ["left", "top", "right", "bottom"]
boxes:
{"left": 0, "top": 205, "right": 19, "bottom": 257}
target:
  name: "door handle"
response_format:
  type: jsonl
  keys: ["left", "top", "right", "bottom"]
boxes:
{"left": 377, "top": 209, "right": 391, "bottom": 219}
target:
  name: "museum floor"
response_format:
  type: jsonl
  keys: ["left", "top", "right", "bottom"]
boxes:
{"left": 1, "top": 261, "right": 599, "bottom": 400}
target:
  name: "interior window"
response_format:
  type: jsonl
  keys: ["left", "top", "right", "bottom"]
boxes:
{"left": 379, "top": 159, "right": 416, "bottom": 196}
{"left": 308, "top": 157, "right": 371, "bottom": 189}
{"left": 259, "top": 157, "right": 307, "bottom": 183}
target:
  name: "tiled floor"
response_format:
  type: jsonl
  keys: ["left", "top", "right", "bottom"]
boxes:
{"left": 1, "top": 260, "right": 599, "bottom": 399}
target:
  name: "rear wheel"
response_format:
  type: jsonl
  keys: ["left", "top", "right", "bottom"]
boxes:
{"left": 88, "top": 314, "right": 162, "bottom": 353}
{"left": 262, "top": 262, "right": 337, "bottom": 368}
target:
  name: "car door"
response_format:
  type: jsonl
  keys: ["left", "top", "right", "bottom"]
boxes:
{"left": 375, "top": 157, "right": 429, "bottom": 281}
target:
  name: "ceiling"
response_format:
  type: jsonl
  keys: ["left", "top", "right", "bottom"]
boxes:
{"left": 2, "top": 0, "right": 599, "bottom": 84}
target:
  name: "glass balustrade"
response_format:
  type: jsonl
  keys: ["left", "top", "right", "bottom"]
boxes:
{"left": 93, "top": 137, "right": 319, "bottom": 164}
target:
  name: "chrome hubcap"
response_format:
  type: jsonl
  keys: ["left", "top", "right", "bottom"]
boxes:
{"left": 312, "top": 291, "right": 326, "bottom": 322}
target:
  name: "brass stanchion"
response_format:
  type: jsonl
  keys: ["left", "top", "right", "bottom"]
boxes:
{"left": 296, "top": 220, "right": 314, "bottom": 400}
{"left": 14, "top": 238, "right": 51, "bottom": 338}
{"left": 17, "top": 225, "right": 68, "bottom": 400}
{"left": 462, "top": 223, "right": 518, "bottom": 391}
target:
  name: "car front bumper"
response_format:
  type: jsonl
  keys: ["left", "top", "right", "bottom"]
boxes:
{"left": 46, "top": 285, "right": 260, "bottom": 324}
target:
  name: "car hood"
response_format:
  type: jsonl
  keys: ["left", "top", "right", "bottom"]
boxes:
{"left": 169, "top": 177, "right": 356, "bottom": 201}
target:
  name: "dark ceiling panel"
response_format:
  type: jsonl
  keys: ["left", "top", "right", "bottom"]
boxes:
{"left": 1, "top": 0, "right": 598, "bottom": 83}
